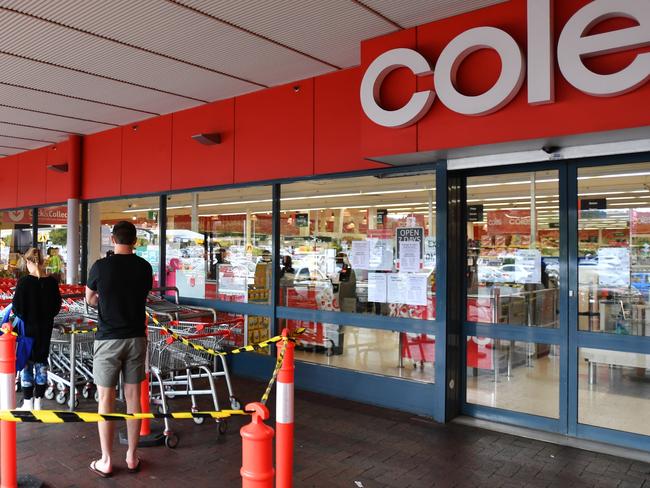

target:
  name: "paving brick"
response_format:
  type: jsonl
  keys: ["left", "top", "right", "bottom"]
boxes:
{"left": 4, "top": 376, "right": 649, "bottom": 487}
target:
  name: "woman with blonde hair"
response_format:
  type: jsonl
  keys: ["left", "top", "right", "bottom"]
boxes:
{"left": 12, "top": 248, "right": 62, "bottom": 410}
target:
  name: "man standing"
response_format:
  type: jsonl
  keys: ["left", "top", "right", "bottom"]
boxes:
{"left": 86, "top": 221, "right": 152, "bottom": 478}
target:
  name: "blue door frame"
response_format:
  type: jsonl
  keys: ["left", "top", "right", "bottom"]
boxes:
{"left": 455, "top": 152, "right": 650, "bottom": 452}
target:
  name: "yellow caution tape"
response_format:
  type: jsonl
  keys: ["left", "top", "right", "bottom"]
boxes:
{"left": 0, "top": 326, "right": 18, "bottom": 337}
{"left": 147, "top": 312, "right": 304, "bottom": 358}
{"left": 0, "top": 409, "right": 248, "bottom": 423}
{"left": 62, "top": 328, "right": 97, "bottom": 335}
{"left": 261, "top": 335, "right": 288, "bottom": 405}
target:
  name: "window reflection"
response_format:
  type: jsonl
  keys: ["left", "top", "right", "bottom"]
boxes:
{"left": 466, "top": 337, "right": 560, "bottom": 418}
{"left": 578, "top": 163, "right": 650, "bottom": 336}
{"left": 466, "top": 171, "right": 560, "bottom": 327}
{"left": 579, "top": 348, "right": 650, "bottom": 436}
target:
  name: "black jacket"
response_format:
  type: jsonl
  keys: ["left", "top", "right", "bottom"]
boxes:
{"left": 12, "top": 275, "right": 62, "bottom": 363}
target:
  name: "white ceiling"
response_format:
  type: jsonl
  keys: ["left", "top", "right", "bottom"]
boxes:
{"left": 0, "top": 0, "right": 506, "bottom": 157}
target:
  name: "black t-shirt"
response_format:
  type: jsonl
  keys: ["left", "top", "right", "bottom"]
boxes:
{"left": 12, "top": 275, "right": 62, "bottom": 362}
{"left": 87, "top": 254, "right": 153, "bottom": 340}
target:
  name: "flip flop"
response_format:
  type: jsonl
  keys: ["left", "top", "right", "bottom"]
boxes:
{"left": 89, "top": 460, "right": 112, "bottom": 478}
{"left": 127, "top": 458, "right": 141, "bottom": 474}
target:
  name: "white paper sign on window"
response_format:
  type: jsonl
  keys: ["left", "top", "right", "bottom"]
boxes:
{"left": 514, "top": 249, "right": 542, "bottom": 284}
{"left": 350, "top": 240, "right": 370, "bottom": 270}
{"left": 387, "top": 273, "right": 427, "bottom": 306}
{"left": 598, "top": 247, "right": 630, "bottom": 288}
{"left": 368, "top": 237, "right": 393, "bottom": 271}
{"left": 399, "top": 240, "right": 421, "bottom": 273}
{"left": 368, "top": 272, "right": 388, "bottom": 303}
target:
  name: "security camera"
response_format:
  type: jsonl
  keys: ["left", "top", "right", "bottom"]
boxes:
{"left": 293, "top": 85, "right": 300, "bottom": 92}
{"left": 542, "top": 145, "right": 560, "bottom": 154}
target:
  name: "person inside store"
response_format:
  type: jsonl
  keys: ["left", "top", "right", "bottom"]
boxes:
{"left": 216, "top": 247, "right": 229, "bottom": 264}
{"left": 280, "top": 255, "right": 295, "bottom": 278}
{"left": 334, "top": 252, "right": 357, "bottom": 313}
{"left": 86, "top": 221, "right": 153, "bottom": 478}
{"left": 45, "top": 247, "right": 65, "bottom": 283}
{"left": 12, "top": 247, "right": 62, "bottom": 411}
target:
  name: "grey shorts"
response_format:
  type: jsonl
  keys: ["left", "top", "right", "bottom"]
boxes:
{"left": 93, "top": 337, "right": 147, "bottom": 387}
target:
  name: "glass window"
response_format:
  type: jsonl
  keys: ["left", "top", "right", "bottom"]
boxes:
{"left": 280, "top": 173, "right": 437, "bottom": 320}
{"left": 579, "top": 348, "right": 650, "bottom": 436}
{"left": 578, "top": 163, "right": 650, "bottom": 336}
{"left": 37, "top": 205, "right": 70, "bottom": 282}
{"left": 88, "top": 196, "right": 161, "bottom": 285}
{"left": 0, "top": 209, "right": 33, "bottom": 279}
{"left": 287, "top": 319, "right": 435, "bottom": 382}
{"left": 466, "top": 170, "right": 560, "bottom": 327}
{"left": 165, "top": 186, "right": 272, "bottom": 304}
{"left": 466, "top": 337, "right": 560, "bottom": 418}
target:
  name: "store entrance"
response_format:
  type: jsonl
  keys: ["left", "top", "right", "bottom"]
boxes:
{"left": 459, "top": 165, "right": 565, "bottom": 431}
{"left": 456, "top": 156, "right": 650, "bottom": 451}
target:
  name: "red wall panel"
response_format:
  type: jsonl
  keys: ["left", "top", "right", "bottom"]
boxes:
{"left": 17, "top": 148, "right": 47, "bottom": 208}
{"left": 315, "top": 68, "right": 386, "bottom": 175}
{"left": 409, "top": 0, "right": 650, "bottom": 152}
{"left": 82, "top": 128, "right": 122, "bottom": 200}
{"left": 45, "top": 140, "right": 70, "bottom": 204}
{"left": 0, "top": 155, "right": 18, "bottom": 210}
{"left": 171, "top": 100, "right": 235, "bottom": 191}
{"left": 234, "top": 80, "right": 314, "bottom": 183}
{"left": 360, "top": 28, "right": 418, "bottom": 159}
{"left": 121, "top": 115, "right": 172, "bottom": 196}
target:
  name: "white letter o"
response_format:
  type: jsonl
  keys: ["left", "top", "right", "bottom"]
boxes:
{"left": 434, "top": 26, "right": 525, "bottom": 116}
{"left": 360, "top": 48, "right": 435, "bottom": 128}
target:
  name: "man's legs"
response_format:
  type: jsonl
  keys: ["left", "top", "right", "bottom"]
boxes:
{"left": 123, "top": 382, "right": 141, "bottom": 469}
{"left": 96, "top": 385, "right": 117, "bottom": 473}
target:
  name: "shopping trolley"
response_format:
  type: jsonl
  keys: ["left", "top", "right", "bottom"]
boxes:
{"left": 47, "top": 294, "right": 99, "bottom": 408}
{"left": 147, "top": 287, "right": 218, "bottom": 322}
{"left": 148, "top": 322, "right": 238, "bottom": 447}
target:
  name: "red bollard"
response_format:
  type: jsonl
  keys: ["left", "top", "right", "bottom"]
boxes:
{"left": 240, "top": 402, "right": 274, "bottom": 488}
{"left": 139, "top": 376, "right": 151, "bottom": 436}
{"left": 276, "top": 329, "right": 295, "bottom": 488}
{"left": 0, "top": 325, "right": 17, "bottom": 488}
{"left": 140, "top": 323, "right": 151, "bottom": 436}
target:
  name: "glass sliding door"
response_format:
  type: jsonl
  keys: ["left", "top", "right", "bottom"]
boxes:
{"left": 572, "top": 161, "right": 650, "bottom": 448}
{"left": 463, "top": 167, "right": 564, "bottom": 428}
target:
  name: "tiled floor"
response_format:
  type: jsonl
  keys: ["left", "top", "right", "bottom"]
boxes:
{"left": 3, "top": 377, "right": 650, "bottom": 488}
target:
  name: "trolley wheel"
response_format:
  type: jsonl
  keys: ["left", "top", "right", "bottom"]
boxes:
{"left": 69, "top": 396, "right": 79, "bottom": 409}
{"left": 45, "top": 387, "right": 55, "bottom": 400}
{"left": 55, "top": 391, "right": 67, "bottom": 405}
{"left": 56, "top": 382, "right": 66, "bottom": 392}
{"left": 164, "top": 386, "right": 176, "bottom": 399}
{"left": 82, "top": 385, "right": 91, "bottom": 399}
{"left": 218, "top": 419, "right": 228, "bottom": 436}
{"left": 164, "top": 434, "right": 179, "bottom": 449}
{"left": 157, "top": 405, "right": 167, "bottom": 415}
{"left": 193, "top": 416, "right": 205, "bottom": 425}
{"left": 229, "top": 397, "right": 242, "bottom": 410}
{"left": 94, "top": 390, "right": 99, "bottom": 403}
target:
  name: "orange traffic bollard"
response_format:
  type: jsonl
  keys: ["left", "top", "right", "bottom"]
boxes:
{"left": 0, "top": 324, "right": 17, "bottom": 488}
{"left": 139, "top": 375, "right": 151, "bottom": 436}
{"left": 276, "top": 329, "right": 295, "bottom": 488}
{"left": 240, "top": 402, "right": 274, "bottom": 488}
{"left": 140, "top": 323, "right": 151, "bottom": 437}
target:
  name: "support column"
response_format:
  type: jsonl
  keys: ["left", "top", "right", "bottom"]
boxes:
{"left": 66, "top": 135, "right": 82, "bottom": 285}
{"left": 66, "top": 198, "right": 80, "bottom": 284}
{"left": 191, "top": 193, "right": 199, "bottom": 233}
{"left": 88, "top": 203, "right": 101, "bottom": 266}
{"left": 428, "top": 190, "right": 435, "bottom": 237}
